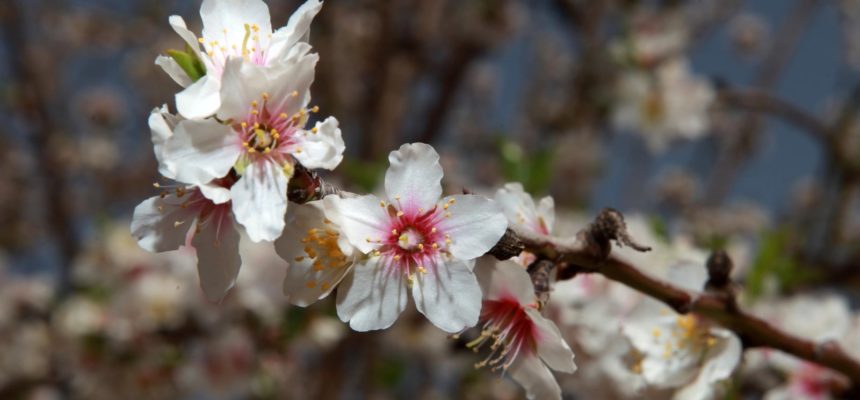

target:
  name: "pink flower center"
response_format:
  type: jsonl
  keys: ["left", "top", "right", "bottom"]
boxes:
{"left": 233, "top": 93, "right": 319, "bottom": 163}
{"left": 468, "top": 295, "right": 537, "bottom": 371}
{"left": 370, "top": 200, "right": 455, "bottom": 286}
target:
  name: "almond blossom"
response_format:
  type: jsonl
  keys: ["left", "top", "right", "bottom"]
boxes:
{"left": 274, "top": 199, "right": 357, "bottom": 306}
{"left": 159, "top": 0, "right": 323, "bottom": 119}
{"left": 131, "top": 105, "right": 242, "bottom": 302}
{"left": 470, "top": 258, "right": 577, "bottom": 400}
{"left": 162, "top": 55, "right": 344, "bottom": 242}
{"left": 495, "top": 182, "right": 555, "bottom": 237}
{"left": 612, "top": 57, "right": 714, "bottom": 153}
{"left": 622, "top": 262, "right": 741, "bottom": 400}
{"left": 327, "top": 143, "right": 508, "bottom": 332}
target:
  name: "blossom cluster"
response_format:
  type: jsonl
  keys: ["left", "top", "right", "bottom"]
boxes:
{"left": 130, "top": 0, "right": 573, "bottom": 397}
{"left": 122, "top": 1, "right": 858, "bottom": 399}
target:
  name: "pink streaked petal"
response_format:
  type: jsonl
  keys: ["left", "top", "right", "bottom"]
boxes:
{"left": 411, "top": 258, "right": 481, "bottom": 333}
{"left": 437, "top": 195, "right": 507, "bottom": 262}
{"left": 384, "top": 143, "right": 443, "bottom": 212}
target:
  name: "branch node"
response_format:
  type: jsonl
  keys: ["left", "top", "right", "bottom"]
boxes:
{"left": 584, "top": 208, "right": 652, "bottom": 260}
{"left": 488, "top": 229, "right": 525, "bottom": 260}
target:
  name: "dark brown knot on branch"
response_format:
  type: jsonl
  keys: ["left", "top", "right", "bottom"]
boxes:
{"left": 583, "top": 208, "right": 652, "bottom": 260}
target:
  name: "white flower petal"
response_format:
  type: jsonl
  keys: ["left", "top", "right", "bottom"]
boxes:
{"left": 266, "top": 53, "right": 317, "bottom": 116}
{"left": 155, "top": 55, "right": 192, "bottom": 88}
{"left": 164, "top": 119, "right": 240, "bottom": 186}
{"left": 230, "top": 159, "right": 289, "bottom": 242}
{"left": 411, "top": 258, "right": 481, "bottom": 333}
{"left": 191, "top": 213, "right": 241, "bottom": 302}
{"left": 667, "top": 261, "right": 708, "bottom": 292}
{"left": 198, "top": 182, "right": 231, "bottom": 204}
{"left": 438, "top": 195, "right": 507, "bottom": 261}
{"left": 525, "top": 307, "right": 577, "bottom": 373}
{"left": 201, "top": 0, "right": 272, "bottom": 45}
{"left": 293, "top": 116, "right": 344, "bottom": 170}
{"left": 148, "top": 105, "right": 182, "bottom": 179}
{"left": 324, "top": 195, "right": 388, "bottom": 254}
{"left": 176, "top": 74, "right": 221, "bottom": 119}
{"left": 336, "top": 257, "right": 408, "bottom": 331}
{"left": 673, "top": 328, "right": 741, "bottom": 400}
{"left": 267, "top": 0, "right": 322, "bottom": 63}
{"left": 507, "top": 354, "right": 563, "bottom": 400}
{"left": 168, "top": 15, "right": 201, "bottom": 52}
{"left": 276, "top": 201, "right": 353, "bottom": 306}
{"left": 474, "top": 258, "right": 535, "bottom": 305}
{"left": 217, "top": 57, "right": 268, "bottom": 121}
{"left": 131, "top": 195, "right": 196, "bottom": 253}
{"left": 536, "top": 195, "right": 555, "bottom": 233}
{"left": 384, "top": 143, "right": 443, "bottom": 211}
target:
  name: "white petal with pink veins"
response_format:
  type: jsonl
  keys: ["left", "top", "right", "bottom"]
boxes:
{"left": 176, "top": 74, "right": 221, "bottom": 119}
{"left": 293, "top": 116, "right": 344, "bottom": 170}
{"left": 325, "top": 195, "right": 389, "bottom": 254}
{"left": 201, "top": 0, "right": 272, "bottom": 47}
{"left": 508, "top": 354, "right": 562, "bottom": 400}
{"left": 384, "top": 143, "right": 443, "bottom": 212}
{"left": 230, "top": 159, "right": 289, "bottom": 242}
{"left": 438, "top": 195, "right": 507, "bottom": 261}
{"left": 526, "top": 307, "right": 577, "bottom": 373}
{"left": 474, "top": 258, "right": 536, "bottom": 305}
{"left": 131, "top": 195, "right": 196, "bottom": 253}
{"left": 191, "top": 213, "right": 241, "bottom": 302}
{"left": 155, "top": 55, "right": 192, "bottom": 88}
{"left": 412, "top": 258, "right": 481, "bottom": 333}
{"left": 336, "top": 257, "right": 408, "bottom": 331}
{"left": 164, "top": 119, "right": 239, "bottom": 186}
{"left": 267, "top": 0, "right": 322, "bottom": 63}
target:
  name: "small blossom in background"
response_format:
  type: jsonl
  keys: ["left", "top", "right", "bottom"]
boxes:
{"left": 327, "top": 143, "right": 508, "bottom": 332}
{"left": 495, "top": 182, "right": 555, "bottom": 237}
{"left": 622, "top": 263, "right": 741, "bottom": 400}
{"left": 612, "top": 57, "right": 715, "bottom": 153}
{"left": 470, "top": 258, "right": 576, "bottom": 400}
{"left": 160, "top": 0, "right": 323, "bottom": 119}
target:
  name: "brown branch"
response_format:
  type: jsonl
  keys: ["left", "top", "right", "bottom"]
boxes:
{"left": 490, "top": 209, "right": 860, "bottom": 389}
{"left": 717, "top": 88, "right": 832, "bottom": 140}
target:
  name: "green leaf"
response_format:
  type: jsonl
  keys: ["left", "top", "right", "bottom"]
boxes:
{"left": 745, "top": 228, "right": 818, "bottom": 300}
{"left": 497, "top": 138, "right": 556, "bottom": 194}
{"left": 166, "top": 47, "right": 206, "bottom": 82}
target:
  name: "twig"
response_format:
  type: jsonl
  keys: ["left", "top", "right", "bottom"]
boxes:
{"left": 492, "top": 209, "right": 860, "bottom": 389}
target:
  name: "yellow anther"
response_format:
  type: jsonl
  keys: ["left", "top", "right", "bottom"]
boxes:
{"left": 652, "top": 328, "right": 662, "bottom": 338}
{"left": 305, "top": 280, "right": 317, "bottom": 289}
{"left": 294, "top": 256, "right": 305, "bottom": 262}
{"left": 417, "top": 266, "right": 427, "bottom": 274}
{"left": 395, "top": 195, "right": 401, "bottom": 200}
{"left": 240, "top": 122, "right": 248, "bottom": 128}
{"left": 431, "top": 243, "right": 438, "bottom": 249}
{"left": 391, "top": 229, "right": 398, "bottom": 235}
{"left": 279, "top": 113, "right": 288, "bottom": 119}
{"left": 311, "top": 127, "right": 318, "bottom": 134}
{"left": 251, "top": 100, "right": 258, "bottom": 108}
{"left": 396, "top": 211, "right": 405, "bottom": 217}
{"left": 418, "top": 243, "right": 424, "bottom": 250}
{"left": 443, "top": 204, "right": 449, "bottom": 210}
{"left": 431, "top": 227, "right": 437, "bottom": 233}
{"left": 393, "top": 255, "right": 401, "bottom": 260}
{"left": 291, "top": 90, "right": 299, "bottom": 97}
{"left": 311, "top": 105, "right": 319, "bottom": 113}
{"left": 262, "top": 92, "right": 269, "bottom": 100}
{"left": 379, "top": 201, "right": 386, "bottom": 207}
{"left": 197, "top": 37, "right": 205, "bottom": 43}
{"left": 321, "top": 282, "right": 330, "bottom": 291}
{"left": 251, "top": 109, "right": 258, "bottom": 115}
